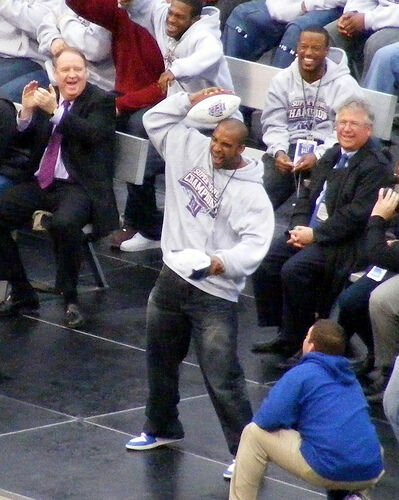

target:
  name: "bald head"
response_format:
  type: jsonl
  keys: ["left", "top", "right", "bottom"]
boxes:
{"left": 211, "top": 119, "right": 248, "bottom": 170}
{"left": 216, "top": 118, "right": 249, "bottom": 145}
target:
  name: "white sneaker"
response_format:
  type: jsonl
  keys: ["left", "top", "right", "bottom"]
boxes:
{"left": 120, "top": 232, "right": 161, "bottom": 252}
{"left": 223, "top": 459, "right": 235, "bottom": 480}
{"left": 125, "top": 432, "right": 183, "bottom": 450}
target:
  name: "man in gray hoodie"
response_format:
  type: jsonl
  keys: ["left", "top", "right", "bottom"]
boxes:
{"left": 262, "top": 26, "right": 363, "bottom": 209}
{"left": 115, "top": 0, "right": 240, "bottom": 253}
{"left": 124, "top": 88, "right": 274, "bottom": 478}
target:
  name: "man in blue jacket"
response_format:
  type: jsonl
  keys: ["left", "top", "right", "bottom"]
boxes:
{"left": 230, "top": 319, "right": 384, "bottom": 500}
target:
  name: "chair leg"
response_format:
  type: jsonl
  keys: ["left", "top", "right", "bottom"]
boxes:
{"left": 83, "top": 240, "right": 108, "bottom": 288}
{"left": 0, "top": 281, "right": 9, "bottom": 303}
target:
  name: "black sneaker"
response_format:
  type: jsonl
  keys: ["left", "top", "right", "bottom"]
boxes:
{"left": 251, "top": 336, "right": 299, "bottom": 356}
{"left": 0, "top": 293, "right": 39, "bottom": 317}
{"left": 277, "top": 350, "right": 302, "bottom": 370}
{"left": 365, "top": 373, "right": 390, "bottom": 403}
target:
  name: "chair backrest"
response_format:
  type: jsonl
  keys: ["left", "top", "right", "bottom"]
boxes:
{"left": 226, "top": 55, "right": 397, "bottom": 141}
{"left": 114, "top": 131, "right": 148, "bottom": 185}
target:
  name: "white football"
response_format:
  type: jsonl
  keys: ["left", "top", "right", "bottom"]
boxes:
{"left": 187, "top": 91, "right": 241, "bottom": 125}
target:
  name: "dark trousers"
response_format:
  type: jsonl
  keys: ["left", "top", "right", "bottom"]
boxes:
{"left": 263, "top": 143, "right": 310, "bottom": 210}
{"left": 0, "top": 180, "right": 92, "bottom": 303}
{"left": 252, "top": 233, "right": 327, "bottom": 346}
{"left": 337, "top": 270, "right": 395, "bottom": 353}
{"left": 144, "top": 265, "right": 253, "bottom": 455}
{"left": 117, "top": 107, "right": 164, "bottom": 240}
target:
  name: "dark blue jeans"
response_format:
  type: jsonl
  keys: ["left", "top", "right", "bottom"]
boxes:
{"left": 0, "top": 57, "right": 49, "bottom": 102}
{"left": 222, "top": 0, "right": 341, "bottom": 65}
{"left": 337, "top": 270, "right": 395, "bottom": 353}
{"left": 144, "top": 265, "right": 253, "bottom": 455}
{"left": 222, "top": 0, "right": 285, "bottom": 61}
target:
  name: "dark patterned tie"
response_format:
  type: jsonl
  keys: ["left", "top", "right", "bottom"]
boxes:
{"left": 37, "top": 100, "right": 70, "bottom": 189}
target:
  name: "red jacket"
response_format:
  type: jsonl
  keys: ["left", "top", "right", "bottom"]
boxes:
{"left": 66, "top": 0, "right": 165, "bottom": 114}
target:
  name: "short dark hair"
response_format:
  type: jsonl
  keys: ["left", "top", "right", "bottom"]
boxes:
{"left": 52, "top": 47, "right": 88, "bottom": 69}
{"left": 218, "top": 118, "right": 249, "bottom": 145}
{"left": 309, "top": 319, "right": 345, "bottom": 356}
{"left": 177, "top": 0, "right": 202, "bottom": 18}
{"left": 301, "top": 25, "right": 330, "bottom": 47}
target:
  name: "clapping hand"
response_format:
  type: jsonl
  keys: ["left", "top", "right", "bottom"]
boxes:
{"left": 20, "top": 81, "right": 39, "bottom": 120}
{"left": 32, "top": 84, "right": 58, "bottom": 116}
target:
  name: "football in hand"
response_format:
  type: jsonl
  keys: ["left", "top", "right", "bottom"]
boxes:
{"left": 187, "top": 89, "right": 241, "bottom": 125}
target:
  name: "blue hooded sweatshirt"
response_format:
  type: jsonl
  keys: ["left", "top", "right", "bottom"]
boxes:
{"left": 253, "top": 352, "right": 384, "bottom": 482}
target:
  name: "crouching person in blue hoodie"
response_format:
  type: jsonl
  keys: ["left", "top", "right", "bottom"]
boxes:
{"left": 230, "top": 319, "right": 384, "bottom": 500}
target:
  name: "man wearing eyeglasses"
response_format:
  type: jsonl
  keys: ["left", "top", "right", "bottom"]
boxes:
{"left": 251, "top": 99, "right": 393, "bottom": 363}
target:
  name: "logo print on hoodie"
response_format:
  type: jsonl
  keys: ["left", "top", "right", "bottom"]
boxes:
{"left": 179, "top": 168, "right": 220, "bottom": 218}
{"left": 288, "top": 98, "right": 329, "bottom": 131}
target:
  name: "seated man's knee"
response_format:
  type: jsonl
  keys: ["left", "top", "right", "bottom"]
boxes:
{"left": 49, "top": 214, "right": 82, "bottom": 238}
{"left": 337, "top": 286, "right": 363, "bottom": 316}
{"left": 281, "top": 256, "right": 300, "bottom": 284}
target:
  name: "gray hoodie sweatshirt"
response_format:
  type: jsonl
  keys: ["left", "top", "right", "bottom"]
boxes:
{"left": 0, "top": 0, "right": 52, "bottom": 61}
{"left": 262, "top": 47, "right": 364, "bottom": 158}
{"left": 143, "top": 92, "right": 274, "bottom": 302}
{"left": 126, "top": 1, "right": 235, "bottom": 96}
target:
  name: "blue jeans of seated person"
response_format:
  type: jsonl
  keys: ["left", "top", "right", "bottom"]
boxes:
{"left": 222, "top": 0, "right": 341, "bottom": 65}
{"left": 117, "top": 106, "right": 164, "bottom": 241}
{"left": 0, "top": 175, "right": 15, "bottom": 196}
{"left": 144, "top": 265, "right": 253, "bottom": 455}
{"left": 384, "top": 356, "right": 399, "bottom": 444}
{"left": 223, "top": 0, "right": 285, "bottom": 61}
{"left": 0, "top": 58, "right": 49, "bottom": 103}
{"left": 363, "top": 42, "right": 399, "bottom": 95}
{"left": 337, "top": 270, "right": 395, "bottom": 355}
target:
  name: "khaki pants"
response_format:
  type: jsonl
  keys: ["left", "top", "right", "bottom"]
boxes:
{"left": 229, "top": 423, "right": 383, "bottom": 500}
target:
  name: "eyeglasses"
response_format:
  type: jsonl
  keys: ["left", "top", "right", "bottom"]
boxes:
{"left": 335, "top": 120, "right": 370, "bottom": 129}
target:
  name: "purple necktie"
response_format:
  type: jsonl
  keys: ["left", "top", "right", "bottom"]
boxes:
{"left": 37, "top": 101, "right": 70, "bottom": 189}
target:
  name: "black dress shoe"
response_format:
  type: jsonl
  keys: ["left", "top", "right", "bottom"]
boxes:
{"left": 350, "top": 354, "right": 375, "bottom": 376}
{"left": 276, "top": 349, "right": 303, "bottom": 370}
{"left": 364, "top": 366, "right": 392, "bottom": 403}
{"left": 251, "top": 336, "right": 298, "bottom": 356}
{"left": 0, "top": 294, "right": 39, "bottom": 318}
{"left": 64, "top": 303, "right": 85, "bottom": 328}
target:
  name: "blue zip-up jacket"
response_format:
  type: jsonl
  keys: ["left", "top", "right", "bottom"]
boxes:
{"left": 253, "top": 352, "right": 384, "bottom": 481}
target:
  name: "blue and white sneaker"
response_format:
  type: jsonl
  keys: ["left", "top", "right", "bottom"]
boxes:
{"left": 125, "top": 432, "right": 183, "bottom": 451}
{"left": 223, "top": 459, "right": 236, "bottom": 480}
